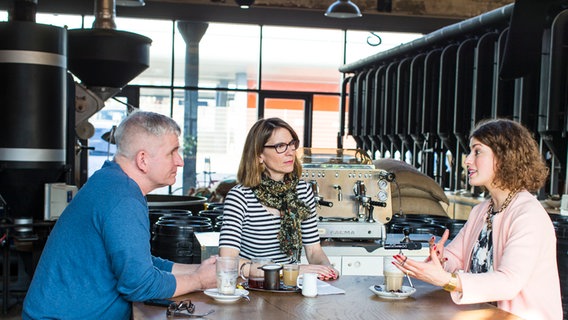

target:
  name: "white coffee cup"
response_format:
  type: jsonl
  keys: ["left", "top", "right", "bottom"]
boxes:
{"left": 297, "top": 272, "right": 318, "bottom": 297}
{"left": 383, "top": 256, "right": 404, "bottom": 292}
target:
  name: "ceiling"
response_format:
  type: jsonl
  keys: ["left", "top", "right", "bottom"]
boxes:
{"left": 0, "top": 0, "right": 515, "bottom": 33}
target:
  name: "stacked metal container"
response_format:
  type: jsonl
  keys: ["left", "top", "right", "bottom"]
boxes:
{"left": 339, "top": 3, "right": 566, "bottom": 198}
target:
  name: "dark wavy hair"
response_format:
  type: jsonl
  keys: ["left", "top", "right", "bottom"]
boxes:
{"left": 237, "top": 118, "right": 302, "bottom": 187}
{"left": 469, "top": 118, "right": 548, "bottom": 192}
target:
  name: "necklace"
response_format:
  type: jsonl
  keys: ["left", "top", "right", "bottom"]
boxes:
{"left": 486, "top": 189, "right": 519, "bottom": 230}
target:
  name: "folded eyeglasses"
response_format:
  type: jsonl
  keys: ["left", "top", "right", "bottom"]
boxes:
{"left": 166, "top": 300, "right": 195, "bottom": 316}
{"left": 166, "top": 300, "right": 215, "bottom": 318}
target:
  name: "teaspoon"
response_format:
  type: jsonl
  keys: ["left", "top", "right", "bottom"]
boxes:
{"left": 405, "top": 273, "right": 414, "bottom": 288}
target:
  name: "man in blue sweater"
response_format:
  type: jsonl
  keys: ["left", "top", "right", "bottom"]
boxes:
{"left": 23, "top": 111, "right": 216, "bottom": 319}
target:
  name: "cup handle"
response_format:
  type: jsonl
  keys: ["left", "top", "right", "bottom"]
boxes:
{"left": 239, "top": 261, "right": 251, "bottom": 281}
{"left": 296, "top": 274, "right": 304, "bottom": 289}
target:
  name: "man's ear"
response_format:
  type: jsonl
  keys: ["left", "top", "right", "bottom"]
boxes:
{"left": 136, "top": 150, "right": 149, "bottom": 173}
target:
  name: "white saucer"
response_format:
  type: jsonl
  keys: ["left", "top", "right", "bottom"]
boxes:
{"left": 368, "top": 285, "right": 416, "bottom": 300}
{"left": 204, "top": 288, "right": 249, "bottom": 303}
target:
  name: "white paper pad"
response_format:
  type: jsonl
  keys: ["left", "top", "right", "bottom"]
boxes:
{"left": 316, "top": 279, "right": 346, "bottom": 295}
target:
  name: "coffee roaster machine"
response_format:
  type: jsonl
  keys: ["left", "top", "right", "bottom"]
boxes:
{"left": 0, "top": 0, "right": 151, "bottom": 224}
{"left": 0, "top": 0, "right": 151, "bottom": 312}
{"left": 300, "top": 148, "right": 413, "bottom": 248}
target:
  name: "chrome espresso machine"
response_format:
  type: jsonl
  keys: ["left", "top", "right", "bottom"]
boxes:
{"left": 300, "top": 148, "right": 396, "bottom": 245}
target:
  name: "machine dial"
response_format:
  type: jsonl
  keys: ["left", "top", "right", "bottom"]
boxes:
{"left": 377, "top": 190, "right": 388, "bottom": 201}
{"left": 377, "top": 179, "right": 388, "bottom": 190}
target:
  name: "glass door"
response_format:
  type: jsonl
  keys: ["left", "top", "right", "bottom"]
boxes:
{"left": 259, "top": 92, "right": 313, "bottom": 148}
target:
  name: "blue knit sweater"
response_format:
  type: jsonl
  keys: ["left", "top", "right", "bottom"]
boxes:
{"left": 23, "top": 161, "right": 176, "bottom": 319}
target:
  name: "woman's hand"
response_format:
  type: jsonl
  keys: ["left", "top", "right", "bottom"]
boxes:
{"left": 299, "top": 264, "right": 339, "bottom": 281}
{"left": 392, "top": 245, "right": 450, "bottom": 287}
{"left": 303, "top": 243, "right": 339, "bottom": 280}
{"left": 425, "top": 229, "right": 449, "bottom": 264}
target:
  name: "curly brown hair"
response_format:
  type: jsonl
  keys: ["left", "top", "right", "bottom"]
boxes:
{"left": 469, "top": 118, "right": 549, "bottom": 192}
{"left": 237, "top": 118, "right": 302, "bottom": 187}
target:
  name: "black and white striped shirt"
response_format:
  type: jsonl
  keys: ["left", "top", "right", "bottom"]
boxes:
{"left": 218, "top": 180, "right": 320, "bottom": 263}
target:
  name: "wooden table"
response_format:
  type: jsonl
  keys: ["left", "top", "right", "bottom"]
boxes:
{"left": 132, "top": 276, "right": 521, "bottom": 320}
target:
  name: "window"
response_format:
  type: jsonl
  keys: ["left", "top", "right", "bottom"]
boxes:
{"left": 261, "top": 26, "right": 344, "bottom": 93}
{"left": 1, "top": 11, "right": 423, "bottom": 194}
{"left": 174, "top": 22, "right": 260, "bottom": 90}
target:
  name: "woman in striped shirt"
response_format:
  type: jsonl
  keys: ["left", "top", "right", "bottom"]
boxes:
{"left": 219, "top": 118, "right": 338, "bottom": 280}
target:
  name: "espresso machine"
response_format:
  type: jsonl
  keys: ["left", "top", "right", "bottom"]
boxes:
{"left": 300, "top": 148, "right": 395, "bottom": 243}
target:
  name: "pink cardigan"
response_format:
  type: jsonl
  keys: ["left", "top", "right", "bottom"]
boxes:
{"left": 445, "top": 190, "right": 563, "bottom": 320}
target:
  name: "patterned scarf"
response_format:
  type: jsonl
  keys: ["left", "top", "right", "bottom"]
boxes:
{"left": 252, "top": 174, "right": 311, "bottom": 262}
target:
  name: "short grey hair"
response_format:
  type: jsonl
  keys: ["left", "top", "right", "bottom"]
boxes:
{"left": 113, "top": 110, "right": 181, "bottom": 159}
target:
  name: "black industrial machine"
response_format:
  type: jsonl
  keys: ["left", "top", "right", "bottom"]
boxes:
{"left": 0, "top": 0, "right": 151, "bottom": 312}
{"left": 0, "top": 0, "right": 150, "bottom": 223}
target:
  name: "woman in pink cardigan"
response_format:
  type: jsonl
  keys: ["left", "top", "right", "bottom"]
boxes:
{"left": 393, "top": 119, "right": 562, "bottom": 320}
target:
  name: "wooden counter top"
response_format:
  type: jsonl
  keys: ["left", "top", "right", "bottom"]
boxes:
{"left": 132, "top": 276, "right": 521, "bottom": 320}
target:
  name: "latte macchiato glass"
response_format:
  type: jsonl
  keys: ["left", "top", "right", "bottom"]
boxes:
{"left": 283, "top": 264, "right": 300, "bottom": 287}
{"left": 383, "top": 256, "right": 404, "bottom": 292}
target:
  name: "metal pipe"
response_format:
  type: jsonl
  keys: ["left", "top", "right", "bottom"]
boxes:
{"left": 93, "top": 0, "right": 117, "bottom": 30}
{"left": 337, "top": 76, "right": 351, "bottom": 149}
{"left": 384, "top": 61, "right": 398, "bottom": 155}
{"left": 371, "top": 66, "right": 386, "bottom": 156}
{"left": 339, "top": 4, "right": 514, "bottom": 73}
{"left": 408, "top": 53, "right": 426, "bottom": 166}
{"left": 351, "top": 71, "right": 365, "bottom": 148}
{"left": 363, "top": 69, "right": 374, "bottom": 152}
{"left": 395, "top": 57, "right": 412, "bottom": 154}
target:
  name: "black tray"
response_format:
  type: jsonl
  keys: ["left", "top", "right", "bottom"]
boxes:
{"left": 241, "top": 281, "right": 300, "bottom": 293}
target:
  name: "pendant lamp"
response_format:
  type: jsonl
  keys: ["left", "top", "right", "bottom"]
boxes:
{"left": 325, "top": 0, "right": 362, "bottom": 18}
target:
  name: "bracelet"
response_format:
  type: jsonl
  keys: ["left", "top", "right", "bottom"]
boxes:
{"left": 443, "top": 273, "right": 458, "bottom": 292}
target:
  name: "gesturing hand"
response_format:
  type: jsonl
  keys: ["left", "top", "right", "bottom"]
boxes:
{"left": 393, "top": 248, "right": 450, "bottom": 287}
{"left": 425, "top": 229, "right": 449, "bottom": 264}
